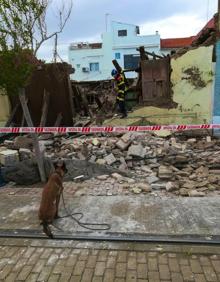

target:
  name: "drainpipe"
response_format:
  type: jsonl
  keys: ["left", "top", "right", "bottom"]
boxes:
{"left": 218, "top": 0, "right": 220, "bottom": 34}
{"left": 213, "top": 1, "right": 220, "bottom": 137}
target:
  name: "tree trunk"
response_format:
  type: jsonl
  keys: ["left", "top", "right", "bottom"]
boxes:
{"left": 19, "top": 88, "right": 46, "bottom": 182}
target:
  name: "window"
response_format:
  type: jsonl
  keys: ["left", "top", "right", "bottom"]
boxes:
{"left": 76, "top": 64, "right": 80, "bottom": 68}
{"left": 115, "top": 53, "right": 121, "bottom": 60}
{"left": 124, "top": 54, "right": 140, "bottom": 69}
{"left": 118, "top": 30, "right": 127, "bottom": 37}
{"left": 89, "top": 63, "right": 99, "bottom": 72}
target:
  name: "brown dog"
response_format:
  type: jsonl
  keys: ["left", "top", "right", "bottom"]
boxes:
{"left": 38, "top": 160, "right": 68, "bottom": 238}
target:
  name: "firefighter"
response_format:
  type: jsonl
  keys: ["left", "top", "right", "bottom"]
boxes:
{"left": 111, "top": 69, "right": 128, "bottom": 119}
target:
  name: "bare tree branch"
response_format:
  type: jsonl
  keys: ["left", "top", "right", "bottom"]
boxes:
{"left": 0, "top": 0, "right": 73, "bottom": 58}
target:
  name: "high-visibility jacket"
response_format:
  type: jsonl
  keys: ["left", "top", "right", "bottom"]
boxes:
{"left": 114, "top": 72, "right": 128, "bottom": 101}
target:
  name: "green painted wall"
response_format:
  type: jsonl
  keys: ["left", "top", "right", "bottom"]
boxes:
{"left": 105, "top": 46, "right": 214, "bottom": 126}
{"left": 0, "top": 90, "right": 10, "bottom": 126}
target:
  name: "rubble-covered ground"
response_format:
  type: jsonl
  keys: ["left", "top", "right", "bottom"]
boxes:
{"left": 1, "top": 132, "right": 220, "bottom": 197}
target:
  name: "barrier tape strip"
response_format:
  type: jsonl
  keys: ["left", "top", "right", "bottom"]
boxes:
{"left": 0, "top": 124, "right": 218, "bottom": 134}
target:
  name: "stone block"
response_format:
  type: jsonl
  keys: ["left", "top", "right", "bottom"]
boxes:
{"left": 188, "top": 190, "right": 206, "bottom": 197}
{"left": 96, "top": 175, "right": 109, "bottom": 180}
{"left": 104, "top": 153, "right": 117, "bottom": 165}
{"left": 3, "top": 140, "right": 14, "bottom": 146}
{"left": 121, "top": 132, "right": 134, "bottom": 143}
{"left": 96, "top": 159, "right": 106, "bottom": 165}
{"left": 92, "top": 138, "right": 100, "bottom": 146}
{"left": 166, "top": 182, "right": 179, "bottom": 192}
{"left": 0, "top": 149, "right": 19, "bottom": 166}
{"left": 147, "top": 175, "right": 159, "bottom": 184}
{"left": 116, "top": 140, "right": 130, "bottom": 151}
{"left": 19, "top": 148, "right": 33, "bottom": 161}
{"left": 111, "top": 173, "right": 123, "bottom": 181}
{"left": 151, "top": 183, "right": 166, "bottom": 190}
{"left": 136, "top": 183, "right": 152, "bottom": 192}
{"left": 14, "top": 136, "right": 33, "bottom": 149}
{"left": 158, "top": 166, "right": 173, "bottom": 179}
{"left": 127, "top": 144, "right": 146, "bottom": 158}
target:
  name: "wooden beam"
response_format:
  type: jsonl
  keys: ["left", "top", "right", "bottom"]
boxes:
{"left": 136, "top": 48, "right": 163, "bottom": 59}
{"left": 54, "top": 113, "right": 63, "bottom": 127}
{"left": 139, "top": 46, "right": 149, "bottom": 60}
{"left": 112, "top": 59, "right": 122, "bottom": 73}
{"left": 19, "top": 88, "right": 46, "bottom": 183}
{"left": 75, "top": 86, "right": 93, "bottom": 118}
{"left": 39, "top": 90, "right": 50, "bottom": 127}
{"left": 67, "top": 77, "right": 76, "bottom": 119}
{"left": 112, "top": 59, "right": 129, "bottom": 87}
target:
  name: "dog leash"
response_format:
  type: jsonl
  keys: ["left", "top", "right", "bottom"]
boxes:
{"left": 59, "top": 192, "right": 111, "bottom": 231}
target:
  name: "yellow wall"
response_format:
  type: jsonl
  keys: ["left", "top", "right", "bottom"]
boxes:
{"left": 105, "top": 46, "right": 214, "bottom": 126}
{"left": 0, "top": 90, "right": 10, "bottom": 126}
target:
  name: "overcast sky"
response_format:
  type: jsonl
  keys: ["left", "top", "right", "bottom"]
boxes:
{"left": 37, "top": 0, "right": 218, "bottom": 62}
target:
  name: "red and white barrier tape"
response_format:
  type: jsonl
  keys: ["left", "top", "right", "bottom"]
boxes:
{"left": 0, "top": 124, "right": 218, "bottom": 134}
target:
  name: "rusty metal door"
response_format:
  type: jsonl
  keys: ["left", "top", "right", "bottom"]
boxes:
{"left": 141, "top": 57, "right": 171, "bottom": 104}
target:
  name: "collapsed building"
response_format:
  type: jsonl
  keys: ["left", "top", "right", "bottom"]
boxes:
{"left": 0, "top": 14, "right": 218, "bottom": 130}
{"left": 0, "top": 15, "right": 219, "bottom": 188}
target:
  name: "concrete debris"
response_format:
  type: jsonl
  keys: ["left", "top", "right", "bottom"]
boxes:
{"left": 19, "top": 148, "right": 33, "bottom": 161}
{"left": 166, "top": 182, "right": 179, "bottom": 192}
{"left": 13, "top": 136, "right": 33, "bottom": 149}
{"left": 96, "top": 175, "right": 109, "bottom": 180}
{"left": 158, "top": 165, "right": 173, "bottom": 179}
{"left": 188, "top": 190, "right": 206, "bottom": 197}
{"left": 151, "top": 183, "right": 167, "bottom": 190}
{"left": 96, "top": 159, "right": 106, "bottom": 165}
{"left": 147, "top": 175, "right": 160, "bottom": 184}
{"left": 92, "top": 138, "right": 100, "bottom": 146}
{"left": 104, "top": 153, "right": 117, "bottom": 165}
{"left": 1, "top": 132, "right": 220, "bottom": 197}
{"left": 111, "top": 173, "right": 123, "bottom": 181}
{"left": 116, "top": 139, "right": 131, "bottom": 151}
{"left": 127, "top": 144, "right": 146, "bottom": 158}
{"left": 131, "top": 187, "right": 142, "bottom": 194}
{"left": 135, "top": 183, "right": 152, "bottom": 192}
{"left": 0, "top": 150, "right": 19, "bottom": 166}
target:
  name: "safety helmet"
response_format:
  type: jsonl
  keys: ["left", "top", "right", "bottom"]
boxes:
{"left": 111, "top": 69, "right": 118, "bottom": 77}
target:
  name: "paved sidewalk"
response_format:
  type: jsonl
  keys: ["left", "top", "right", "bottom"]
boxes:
{"left": 0, "top": 185, "right": 220, "bottom": 281}
{"left": 0, "top": 238, "right": 220, "bottom": 282}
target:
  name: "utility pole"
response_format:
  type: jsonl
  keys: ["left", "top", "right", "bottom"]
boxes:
{"left": 105, "top": 13, "right": 110, "bottom": 32}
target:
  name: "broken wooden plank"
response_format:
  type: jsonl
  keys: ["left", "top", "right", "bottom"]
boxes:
{"left": 39, "top": 90, "right": 50, "bottom": 127}
{"left": 67, "top": 77, "right": 76, "bottom": 119}
{"left": 20, "top": 113, "right": 25, "bottom": 127}
{"left": 112, "top": 59, "right": 129, "bottom": 87}
{"left": 136, "top": 48, "right": 163, "bottom": 59}
{"left": 20, "top": 98, "right": 28, "bottom": 127}
{"left": 54, "top": 113, "right": 63, "bottom": 127}
{"left": 139, "top": 46, "right": 149, "bottom": 60}
{"left": 146, "top": 50, "right": 163, "bottom": 59}
{"left": 72, "top": 84, "right": 83, "bottom": 113}
{"left": 95, "top": 96, "right": 103, "bottom": 110}
{"left": 76, "top": 86, "right": 93, "bottom": 118}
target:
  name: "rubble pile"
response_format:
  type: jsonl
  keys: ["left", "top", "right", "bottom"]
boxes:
{"left": 1, "top": 132, "right": 220, "bottom": 197}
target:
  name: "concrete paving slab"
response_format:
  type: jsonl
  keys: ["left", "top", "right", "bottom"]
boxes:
{"left": 0, "top": 188, "right": 220, "bottom": 237}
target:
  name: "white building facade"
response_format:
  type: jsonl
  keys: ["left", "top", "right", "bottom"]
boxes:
{"left": 69, "top": 21, "right": 161, "bottom": 81}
